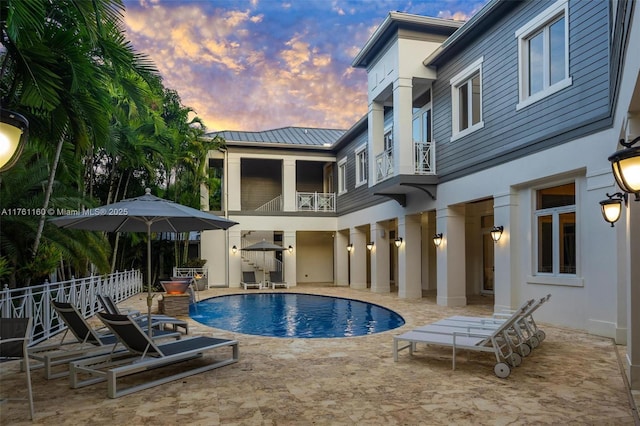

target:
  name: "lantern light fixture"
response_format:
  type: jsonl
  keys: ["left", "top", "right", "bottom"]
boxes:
{"left": 599, "top": 192, "right": 628, "bottom": 227}
{"left": 288, "top": 245, "right": 293, "bottom": 253}
{"left": 0, "top": 109, "right": 29, "bottom": 172}
{"left": 347, "top": 243, "right": 353, "bottom": 252}
{"left": 433, "top": 233, "right": 443, "bottom": 247}
{"left": 394, "top": 237, "right": 403, "bottom": 247}
{"left": 231, "top": 245, "right": 237, "bottom": 254}
{"left": 490, "top": 226, "right": 504, "bottom": 242}
{"left": 366, "top": 241, "right": 374, "bottom": 251}
{"left": 608, "top": 136, "right": 640, "bottom": 200}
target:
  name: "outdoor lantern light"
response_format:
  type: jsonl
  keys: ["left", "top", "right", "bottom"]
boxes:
{"left": 366, "top": 241, "right": 374, "bottom": 251}
{"left": 490, "top": 226, "right": 504, "bottom": 242}
{"left": 347, "top": 243, "right": 353, "bottom": 252}
{"left": 433, "top": 233, "right": 443, "bottom": 247}
{"left": 394, "top": 237, "right": 403, "bottom": 247}
{"left": 599, "top": 192, "right": 628, "bottom": 227}
{"left": 609, "top": 136, "right": 640, "bottom": 200}
{"left": 231, "top": 245, "right": 237, "bottom": 254}
{"left": 0, "top": 109, "right": 29, "bottom": 173}
{"left": 288, "top": 245, "right": 293, "bottom": 253}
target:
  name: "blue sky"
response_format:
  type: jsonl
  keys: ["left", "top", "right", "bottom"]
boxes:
{"left": 123, "top": 0, "right": 487, "bottom": 132}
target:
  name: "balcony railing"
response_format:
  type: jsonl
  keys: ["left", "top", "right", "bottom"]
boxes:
{"left": 296, "top": 192, "right": 335, "bottom": 212}
{"left": 414, "top": 140, "right": 435, "bottom": 174}
{"left": 376, "top": 148, "right": 394, "bottom": 181}
{"left": 255, "top": 195, "right": 283, "bottom": 211}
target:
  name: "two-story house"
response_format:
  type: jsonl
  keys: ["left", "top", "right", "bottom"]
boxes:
{"left": 200, "top": 0, "right": 639, "bottom": 389}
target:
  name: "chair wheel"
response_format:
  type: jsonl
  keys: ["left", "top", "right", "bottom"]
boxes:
{"left": 528, "top": 335, "right": 540, "bottom": 349}
{"left": 508, "top": 352, "right": 522, "bottom": 367}
{"left": 536, "top": 330, "right": 546, "bottom": 342}
{"left": 494, "top": 362, "right": 511, "bottom": 378}
{"left": 519, "top": 343, "right": 531, "bottom": 357}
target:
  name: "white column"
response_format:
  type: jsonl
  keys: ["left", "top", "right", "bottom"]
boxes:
{"left": 393, "top": 77, "right": 414, "bottom": 175}
{"left": 398, "top": 214, "right": 422, "bottom": 299}
{"left": 227, "top": 228, "right": 242, "bottom": 288}
{"left": 227, "top": 156, "right": 241, "bottom": 211}
{"left": 349, "top": 228, "right": 367, "bottom": 290}
{"left": 627, "top": 196, "right": 640, "bottom": 389}
{"left": 493, "top": 191, "right": 519, "bottom": 312}
{"left": 368, "top": 101, "right": 384, "bottom": 185}
{"left": 283, "top": 231, "right": 296, "bottom": 287}
{"left": 436, "top": 206, "right": 467, "bottom": 307}
{"left": 335, "top": 232, "right": 349, "bottom": 287}
{"left": 370, "top": 222, "right": 390, "bottom": 293}
{"left": 283, "top": 158, "right": 296, "bottom": 211}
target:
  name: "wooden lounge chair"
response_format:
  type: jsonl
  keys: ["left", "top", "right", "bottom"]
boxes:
{"left": 241, "top": 271, "right": 262, "bottom": 289}
{"left": 70, "top": 312, "right": 239, "bottom": 398}
{"left": 268, "top": 270, "right": 289, "bottom": 289}
{"left": 28, "top": 301, "right": 180, "bottom": 379}
{"left": 393, "top": 303, "right": 530, "bottom": 378}
{"left": 0, "top": 317, "right": 35, "bottom": 420}
{"left": 97, "top": 294, "right": 189, "bottom": 334}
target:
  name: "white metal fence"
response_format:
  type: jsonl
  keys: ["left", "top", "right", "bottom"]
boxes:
{"left": 0, "top": 269, "right": 143, "bottom": 345}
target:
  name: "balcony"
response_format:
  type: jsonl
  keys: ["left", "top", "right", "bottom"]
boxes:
{"left": 414, "top": 140, "right": 435, "bottom": 174}
{"left": 376, "top": 148, "right": 394, "bottom": 181}
{"left": 296, "top": 192, "right": 335, "bottom": 212}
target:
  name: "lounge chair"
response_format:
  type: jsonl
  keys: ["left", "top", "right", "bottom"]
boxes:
{"left": 443, "top": 295, "right": 551, "bottom": 349}
{"left": 70, "top": 312, "right": 239, "bottom": 398}
{"left": 97, "top": 294, "right": 189, "bottom": 334}
{"left": 28, "top": 301, "right": 180, "bottom": 379}
{"left": 393, "top": 303, "right": 530, "bottom": 378}
{"left": 241, "top": 271, "right": 262, "bottom": 289}
{"left": 0, "top": 317, "right": 35, "bottom": 420}
{"left": 268, "top": 270, "right": 289, "bottom": 289}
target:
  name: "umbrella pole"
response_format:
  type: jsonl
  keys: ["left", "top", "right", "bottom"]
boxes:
{"left": 147, "top": 222, "right": 153, "bottom": 337}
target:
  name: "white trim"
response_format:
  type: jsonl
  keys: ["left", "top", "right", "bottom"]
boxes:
{"left": 515, "top": 0, "right": 570, "bottom": 108}
{"left": 450, "top": 56, "right": 484, "bottom": 140}
{"left": 337, "top": 157, "right": 348, "bottom": 195}
{"left": 354, "top": 143, "right": 368, "bottom": 188}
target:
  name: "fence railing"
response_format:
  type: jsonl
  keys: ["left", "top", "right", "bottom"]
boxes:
{"left": 0, "top": 269, "right": 143, "bottom": 346}
{"left": 376, "top": 148, "right": 394, "bottom": 181}
{"left": 296, "top": 192, "right": 336, "bottom": 212}
{"left": 255, "top": 195, "right": 283, "bottom": 211}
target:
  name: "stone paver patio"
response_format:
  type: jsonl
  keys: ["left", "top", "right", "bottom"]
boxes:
{"left": 1, "top": 285, "right": 638, "bottom": 425}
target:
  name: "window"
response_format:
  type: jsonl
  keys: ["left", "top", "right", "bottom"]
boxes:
{"left": 450, "top": 57, "right": 484, "bottom": 140}
{"left": 338, "top": 158, "right": 347, "bottom": 194}
{"left": 383, "top": 128, "right": 393, "bottom": 152}
{"left": 355, "top": 144, "right": 367, "bottom": 187}
{"left": 516, "top": 0, "right": 571, "bottom": 110}
{"left": 534, "top": 182, "right": 576, "bottom": 276}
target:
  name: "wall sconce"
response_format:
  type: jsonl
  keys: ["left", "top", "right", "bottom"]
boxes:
{"left": 433, "top": 233, "right": 443, "bottom": 247}
{"left": 599, "top": 192, "right": 628, "bottom": 227}
{"left": 231, "top": 245, "right": 237, "bottom": 254}
{"left": 0, "top": 109, "right": 29, "bottom": 172}
{"left": 609, "top": 136, "right": 640, "bottom": 200}
{"left": 347, "top": 243, "right": 353, "bottom": 252}
{"left": 288, "top": 245, "right": 293, "bottom": 253}
{"left": 394, "top": 237, "right": 402, "bottom": 247}
{"left": 490, "top": 226, "right": 504, "bottom": 242}
{"left": 366, "top": 241, "right": 374, "bottom": 251}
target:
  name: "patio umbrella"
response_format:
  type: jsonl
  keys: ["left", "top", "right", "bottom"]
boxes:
{"left": 241, "top": 239, "right": 285, "bottom": 285}
{"left": 50, "top": 188, "right": 238, "bottom": 335}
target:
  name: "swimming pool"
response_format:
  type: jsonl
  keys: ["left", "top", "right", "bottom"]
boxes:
{"left": 190, "top": 293, "right": 405, "bottom": 338}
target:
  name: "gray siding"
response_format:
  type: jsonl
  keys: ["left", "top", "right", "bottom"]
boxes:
{"left": 432, "top": 0, "right": 610, "bottom": 180}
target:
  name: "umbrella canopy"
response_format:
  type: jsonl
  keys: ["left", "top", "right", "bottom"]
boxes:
{"left": 241, "top": 239, "right": 285, "bottom": 284}
{"left": 51, "top": 188, "right": 237, "bottom": 334}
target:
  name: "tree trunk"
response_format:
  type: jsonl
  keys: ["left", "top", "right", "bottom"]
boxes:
{"left": 32, "top": 127, "right": 67, "bottom": 261}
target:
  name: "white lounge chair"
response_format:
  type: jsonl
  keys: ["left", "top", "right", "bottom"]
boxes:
{"left": 97, "top": 294, "right": 189, "bottom": 334}
{"left": 268, "top": 270, "right": 289, "bottom": 289}
{"left": 241, "top": 271, "right": 262, "bottom": 289}
{"left": 28, "top": 301, "right": 180, "bottom": 380}
{"left": 70, "top": 312, "right": 239, "bottom": 398}
{"left": 393, "top": 303, "right": 530, "bottom": 378}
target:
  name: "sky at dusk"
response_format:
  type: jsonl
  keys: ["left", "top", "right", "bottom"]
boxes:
{"left": 122, "top": 0, "right": 487, "bottom": 133}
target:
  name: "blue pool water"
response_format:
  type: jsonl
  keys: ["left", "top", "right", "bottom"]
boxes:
{"left": 190, "top": 293, "right": 405, "bottom": 338}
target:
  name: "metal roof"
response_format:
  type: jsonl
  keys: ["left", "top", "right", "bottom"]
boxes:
{"left": 209, "top": 127, "right": 346, "bottom": 148}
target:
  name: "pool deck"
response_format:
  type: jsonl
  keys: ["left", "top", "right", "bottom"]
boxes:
{"left": 2, "top": 284, "right": 639, "bottom": 425}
